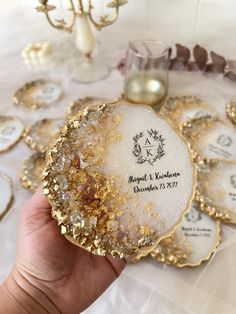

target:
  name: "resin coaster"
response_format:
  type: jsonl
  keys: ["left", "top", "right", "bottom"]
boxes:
{"left": 182, "top": 116, "right": 217, "bottom": 141}
{"left": 196, "top": 160, "right": 236, "bottom": 225}
{"left": 163, "top": 96, "right": 202, "bottom": 112}
{"left": 0, "top": 116, "right": 24, "bottom": 152}
{"left": 226, "top": 99, "right": 236, "bottom": 127}
{"left": 43, "top": 102, "right": 196, "bottom": 257}
{"left": 162, "top": 96, "right": 217, "bottom": 127}
{"left": 24, "top": 118, "right": 65, "bottom": 153}
{"left": 20, "top": 152, "right": 45, "bottom": 192}
{"left": 67, "top": 97, "right": 109, "bottom": 119}
{"left": 13, "top": 79, "right": 62, "bottom": 109}
{"left": 150, "top": 200, "right": 220, "bottom": 267}
{"left": 0, "top": 173, "right": 13, "bottom": 221}
{"left": 182, "top": 117, "right": 236, "bottom": 163}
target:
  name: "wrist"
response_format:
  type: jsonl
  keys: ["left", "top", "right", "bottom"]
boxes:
{"left": 0, "top": 267, "right": 60, "bottom": 314}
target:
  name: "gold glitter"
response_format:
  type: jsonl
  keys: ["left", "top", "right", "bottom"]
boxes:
{"left": 150, "top": 232, "right": 193, "bottom": 266}
{"left": 140, "top": 225, "right": 152, "bottom": 236}
{"left": 43, "top": 103, "right": 161, "bottom": 257}
{"left": 143, "top": 202, "right": 159, "bottom": 219}
{"left": 61, "top": 225, "right": 67, "bottom": 234}
{"left": 226, "top": 99, "right": 236, "bottom": 127}
{"left": 20, "top": 152, "right": 45, "bottom": 192}
{"left": 67, "top": 97, "right": 111, "bottom": 119}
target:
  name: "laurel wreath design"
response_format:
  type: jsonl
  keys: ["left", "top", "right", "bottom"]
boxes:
{"left": 133, "top": 129, "right": 165, "bottom": 166}
{"left": 216, "top": 135, "right": 232, "bottom": 147}
{"left": 185, "top": 204, "right": 202, "bottom": 223}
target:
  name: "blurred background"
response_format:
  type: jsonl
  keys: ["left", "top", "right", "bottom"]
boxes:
{"left": 1, "top": 0, "right": 236, "bottom": 57}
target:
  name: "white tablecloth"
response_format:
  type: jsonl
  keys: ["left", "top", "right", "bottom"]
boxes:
{"left": 1, "top": 3, "right": 236, "bottom": 314}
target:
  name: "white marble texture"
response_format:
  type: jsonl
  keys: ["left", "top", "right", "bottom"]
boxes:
{"left": 0, "top": 1, "right": 236, "bottom": 313}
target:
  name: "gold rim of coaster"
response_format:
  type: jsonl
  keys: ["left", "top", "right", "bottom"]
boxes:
{"left": 196, "top": 160, "right": 236, "bottom": 225}
{"left": 13, "top": 79, "right": 62, "bottom": 109}
{"left": 161, "top": 96, "right": 218, "bottom": 128}
{"left": 20, "top": 152, "right": 45, "bottom": 192}
{"left": 24, "top": 118, "right": 64, "bottom": 153}
{"left": 181, "top": 116, "right": 234, "bottom": 164}
{"left": 0, "top": 115, "right": 24, "bottom": 153}
{"left": 0, "top": 173, "right": 13, "bottom": 221}
{"left": 42, "top": 102, "right": 196, "bottom": 258}
{"left": 226, "top": 99, "right": 236, "bottom": 127}
{"left": 162, "top": 96, "right": 204, "bottom": 114}
{"left": 67, "top": 97, "right": 111, "bottom": 119}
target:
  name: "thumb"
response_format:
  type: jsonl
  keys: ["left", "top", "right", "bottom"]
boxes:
{"left": 20, "top": 187, "right": 53, "bottom": 235}
{"left": 23, "top": 187, "right": 51, "bottom": 214}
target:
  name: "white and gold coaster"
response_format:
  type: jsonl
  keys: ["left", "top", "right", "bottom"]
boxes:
{"left": 162, "top": 96, "right": 217, "bottom": 127}
{"left": 196, "top": 160, "right": 236, "bottom": 225}
{"left": 67, "top": 97, "right": 109, "bottom": 119}
{"left": 181, "top": 115, "right": 217, "bottom": 141}
{"left": 24, "top": 118, "right": 65, "bottom": 153}
{"left": 226, "top": 98, "right": 236, "bottom": 127}
{"left": 42, "top": 102, "right": 196, "bottom": 257}
{"left": 182, "top": 117, "right": 236, "bottom": 163}
{"left": 0, "top": 116, "right": 24, "bottom": 152}
{"left": 20, "top": 152, "right": 45, "bottom": 192}
{"left": 13, "top": 79, "right": 62, "bottom": 109}
{"left": 150, "top": 200, "right": 220, "bottom": 267}
{"left": 0, "top": 173, "right": 13, "bottom": 221}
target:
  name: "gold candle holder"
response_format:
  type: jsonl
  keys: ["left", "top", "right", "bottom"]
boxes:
{"left": 36, "top": 0, "right": 128, "bottom": 83}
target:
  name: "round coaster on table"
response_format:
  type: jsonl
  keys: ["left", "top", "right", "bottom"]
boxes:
{"left": 0, "top": 173, "right": 13, "bottom": 221}
{"left": 162, "top": 96, "right": 218, "bottom": 127}
{"left": 182, "top": 117, "right": 236, "bottom": 164}
{"left": 42, "top": 102, "right": 196, "bottom": 257}
{"left": 67, "top": 97, "right": 110, "bottom": 119}
{"left": 0, "top": 116, "right": 24, "bottom": 152}
{"left": 13, "top": 79, "right": 62, "bottom": 109}
{"left": 226, "top": 98, "right": 236, "bottom": 127}
{"left": 196, "top": 160, "right": 236, "bottom": 225}
{"left": 150, "top": 200, "right": 220, "bottom": 267}
{"left": 20, "top": 152, "right": 45, "bottom": 192}
{"left": 24, "top": 118, "right": 65, "bottom": 153}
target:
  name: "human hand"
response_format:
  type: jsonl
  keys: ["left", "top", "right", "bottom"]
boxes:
{"left": 0, "top": 188, "right": 126, "bottom": 314}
